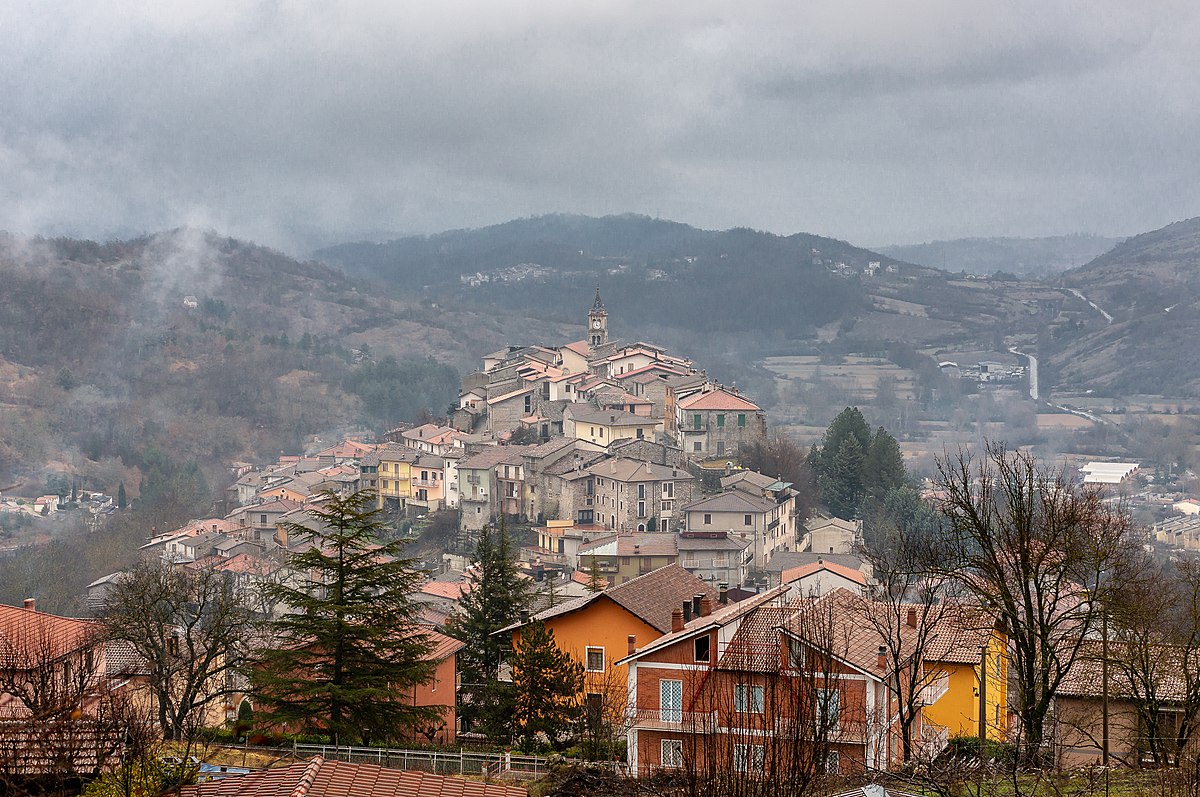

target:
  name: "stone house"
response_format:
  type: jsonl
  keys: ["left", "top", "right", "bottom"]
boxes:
{"left": 584, "top": 458, "right": 697, "bottom": 533}
{"left": 676, "top": 387, "right": 767, "bottom": 459}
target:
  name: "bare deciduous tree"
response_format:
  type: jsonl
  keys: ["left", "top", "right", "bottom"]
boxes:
{"left": 934, "top": 442, "right": 1134, "bottom": 766}
{"left": 99, "top": 558, "right": 256, "bottom": 741}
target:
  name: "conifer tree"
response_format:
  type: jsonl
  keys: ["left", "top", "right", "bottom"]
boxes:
{"left": 446, "top": 518, "right": 534, "bottom": 739}
{"left": 251, "top": 490, "right": 436, "bottom": 745}
{"left": 510, "top": 621, "right": 583, "bottom": 753}
{"left": 862, "top": 426, "right": 908, "bottom": 504}
{"left": 818, "top": 435, "right": 865, "bottom": 519}
{"left": 585, "top": 554, "right": 605, "bottom": 593}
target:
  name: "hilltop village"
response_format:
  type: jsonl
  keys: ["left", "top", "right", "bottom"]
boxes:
{"left": 2, "top": 291, "right": 1192, "bottom": 795}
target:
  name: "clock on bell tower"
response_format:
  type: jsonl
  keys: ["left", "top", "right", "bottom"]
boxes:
{"left": 587, "top": 286, "right": 608, "bottom": 347}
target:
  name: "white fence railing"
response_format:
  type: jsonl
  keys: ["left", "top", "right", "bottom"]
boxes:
{"left": 291, "top": 742, "right": 551, "bottom": 779}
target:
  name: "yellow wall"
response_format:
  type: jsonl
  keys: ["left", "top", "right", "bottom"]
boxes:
{"left": 924, "top": 631, "right": 1007, "bottom": 742}
{"left": 377, "top": 459, "right": 413, "bottom": 504}
{"left": 573, "top": 420, "right": 658, "bottom": 448}
{"left": 512, "top": 596, "right": 660, "bottom": 705}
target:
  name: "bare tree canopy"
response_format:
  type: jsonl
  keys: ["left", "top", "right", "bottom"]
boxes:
{"left": 934, "top": 442, "right": 1136, "bottom": 765}
{"left": 99, "top": 557, "right": 256, "bottom": 742}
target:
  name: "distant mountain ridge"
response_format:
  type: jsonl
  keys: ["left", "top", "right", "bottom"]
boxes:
{"left": 878, "top": 234, "right": 1121, "bottom": 278}
{"left": 315, "top": 213, "right": 921, "bottom": 341}
{"left": 1047, "top": 216, "right": 1200, "bottom": 395}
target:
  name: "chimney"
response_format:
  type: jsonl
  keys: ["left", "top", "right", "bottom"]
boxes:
{"left": 627, "top": 635, "right": 637, "bottom": 656}
{"left": 671, "top": 607, "right": 684, "bottom": 633}
{"left": 22, "top": 598, "right": 35, "bottom": 612}
{"left": 683, "top": 601, "right": 692, "bottom": 622}
{"left": 700, "top": 597, "right": 713, "bottom": 617}
{"left": 877, "top": 645, "right": 887, "bottom": 670}
{"left": 907, "top": 607, "right": 918, "bottom": 628}
{"left": 719, "top": 583, "right": 729, "bottom": 604}
{"left": 692, "top": 594, "right": 703, "bottom": 616}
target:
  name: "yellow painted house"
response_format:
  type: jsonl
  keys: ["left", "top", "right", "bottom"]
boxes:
{"left": 563, "top": 405, "right": 660, "bottom": 449}
{"left": 922, "top": 611, "right": 1008, "bottom": 744}
{"left": 369, "top": 444, "right": 417, "bottom": 508}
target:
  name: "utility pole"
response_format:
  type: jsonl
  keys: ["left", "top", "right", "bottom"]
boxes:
{"left": 979, "top": 643, "right": 988, "bottom": 767}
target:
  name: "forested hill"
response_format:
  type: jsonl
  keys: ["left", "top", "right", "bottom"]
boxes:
{"left": 1048, "top": 216, "right": 1200, "bottom": 395}
{"left": 0, "top": 229, "right": 577, "bottom": 498}
{"left": 315, "top": 214, "right": 923, "bottom": 341}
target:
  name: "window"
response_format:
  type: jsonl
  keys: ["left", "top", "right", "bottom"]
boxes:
{"left": 744, "top": 514, "right": 753, "bottom": 526}
{"left": 661, "top": 500, "right": 673, "bottom": 511}
{"left": 586, "top": 692, "right": 603, "bottom": 726}
{"left": 260, "top": 514, "right": 268, "bottom": 524}
{"left": 716, "top": 413, "right": 725, "bottom": 427}
{"left": 638, "top": 484, "right": 646, "bottom": 499}
{"left": 586, "top": 647, "right": 605, "bottom": 672}
{"left": 734, "top": 744, "right": 764, "bottom": 773}
{"left": 637, "top": 501, "right": 646, "bottom": 518}
{"left": 693, "top": 413, "right": 702, "bottom": 429}
{"left": 825, "top": 751, "right": 840, "bottom": 775}
{"left": 662, "top": 482, "right": 674, "bottom": 498}
{"left": 694, "top": 635, "right": 710, "bottom": 663}
{"left": 660, "top": 679, "right": 683, "bottom": 723}
{"left": 704, "top": 513, "right": 712, "bottom": 525}
{"left": 735, "top": 683, "right": 764, "bottom": 714}
{"left": 661, "top": 739, "right": 683, "bottom": 769}
{"left": 693, "top": 442, "right": 702, "bottom": 452}
{"left": 716, "top": 441, "right": 725, "bottom": 456}
{"left": 788, "top": 642, "right": 805, "bottom": 670}
{"left": 818, "top": 688, "right": 841, "bottom": 731}
{"left": 738, "top": 413, "right": 746, "bottom": 427}
{"left": 636, "top": 428, "right": 644, "bottom": 439}
{"left": 524, "top": 395, "right": 532, "bottom": 413}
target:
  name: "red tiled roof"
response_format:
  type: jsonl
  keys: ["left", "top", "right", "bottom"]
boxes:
{"left": 423, "top": 630, "right": 465, "bottom": 663}
{"left": 0, "top": 604, "right": 97, "bottom": 665}
{"left": 178, "top": 757, "right": 527, "bottom": 797}
{"left": 420, "top": 581, "right": 469, "bottom": 601}
{"left": 678, "top": 388, "right": 761, "bottom": 412}
{"left": 781, "top": 560, "right": 868, "bottom": 587}
{"left": 504, "top": 564, "right": 716, "bottom": 635}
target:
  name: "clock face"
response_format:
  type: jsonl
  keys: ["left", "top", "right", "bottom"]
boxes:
{"left": 592, "top": 319, "right": 602, "bottom": 329}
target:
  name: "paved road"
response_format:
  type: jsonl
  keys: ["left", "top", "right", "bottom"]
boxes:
{"left": 1009, "top": 348, "right": 1039, "bottom": 401}
{"left": 1067, "top": 288, "right": 1113, "bottom": 324}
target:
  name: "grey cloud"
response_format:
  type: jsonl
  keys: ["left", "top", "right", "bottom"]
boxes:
{"left": 1, "top": 1, "right": 1199, "bottom": 249}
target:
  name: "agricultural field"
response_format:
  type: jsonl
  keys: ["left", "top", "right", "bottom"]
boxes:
{"left": 763, "top": 355, "right": 920, "bottom": 403}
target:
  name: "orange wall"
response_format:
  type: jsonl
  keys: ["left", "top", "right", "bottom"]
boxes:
{"left": 513, "top": 596, "right": 661, "bottom": 702}
{"left": 409, "top": 654, "right": 457, "bottom": 744}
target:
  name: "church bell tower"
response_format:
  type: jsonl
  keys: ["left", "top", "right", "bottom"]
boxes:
{"left": 588, "top": 286, "right": 608, "bottom": 347}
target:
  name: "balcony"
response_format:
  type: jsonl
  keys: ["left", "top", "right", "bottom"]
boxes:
{"left": 630, "top": 709, "right": 719, "bottom": 732}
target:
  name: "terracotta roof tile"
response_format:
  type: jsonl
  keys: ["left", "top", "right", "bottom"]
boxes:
{"left": 677, "top": 388, "right": 761, "bottom": 412}
{"left": 179, "top": 757, "right": 527, "bottom": 797}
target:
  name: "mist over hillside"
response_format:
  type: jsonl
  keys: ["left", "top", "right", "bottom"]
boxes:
{"left": 878, "top": 234, "right": 1122, "bottom": 278}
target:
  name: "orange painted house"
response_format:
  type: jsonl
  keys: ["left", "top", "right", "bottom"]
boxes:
{"left": 407, "top": 630, "right": 464, "bottom": 746}
{"left": 501, "top": 565, "right": 718, "bottom": 713}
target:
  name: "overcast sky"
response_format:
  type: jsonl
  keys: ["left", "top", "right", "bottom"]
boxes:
{"left": 3, "top": 1, "right": 1199, "bottom": 253}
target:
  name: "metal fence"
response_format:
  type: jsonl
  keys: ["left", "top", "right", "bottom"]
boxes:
{"left": 290, "top": 742, "right": 551, "bottom": 779}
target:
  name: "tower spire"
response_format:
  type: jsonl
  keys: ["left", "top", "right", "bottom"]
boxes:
{"left": 593, "top": 285, "right": 604, "bottom": 310}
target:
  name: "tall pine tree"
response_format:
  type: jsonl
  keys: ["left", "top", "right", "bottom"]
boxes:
{"left": 251, "top": 490, "right": 436, "bottom": 745}
{"left": 818, "top": 435, "right": 865, "bottom": 519}
{"left": 446, "top": 518, "right": 534, "bottom": 739}
{"left": 510, "top": 621, "right": 583, "bottom": 753}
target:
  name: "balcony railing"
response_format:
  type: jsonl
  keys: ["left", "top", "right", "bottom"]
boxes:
{"left": 630, "top": 709, "right": 719, "bottom": 732}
